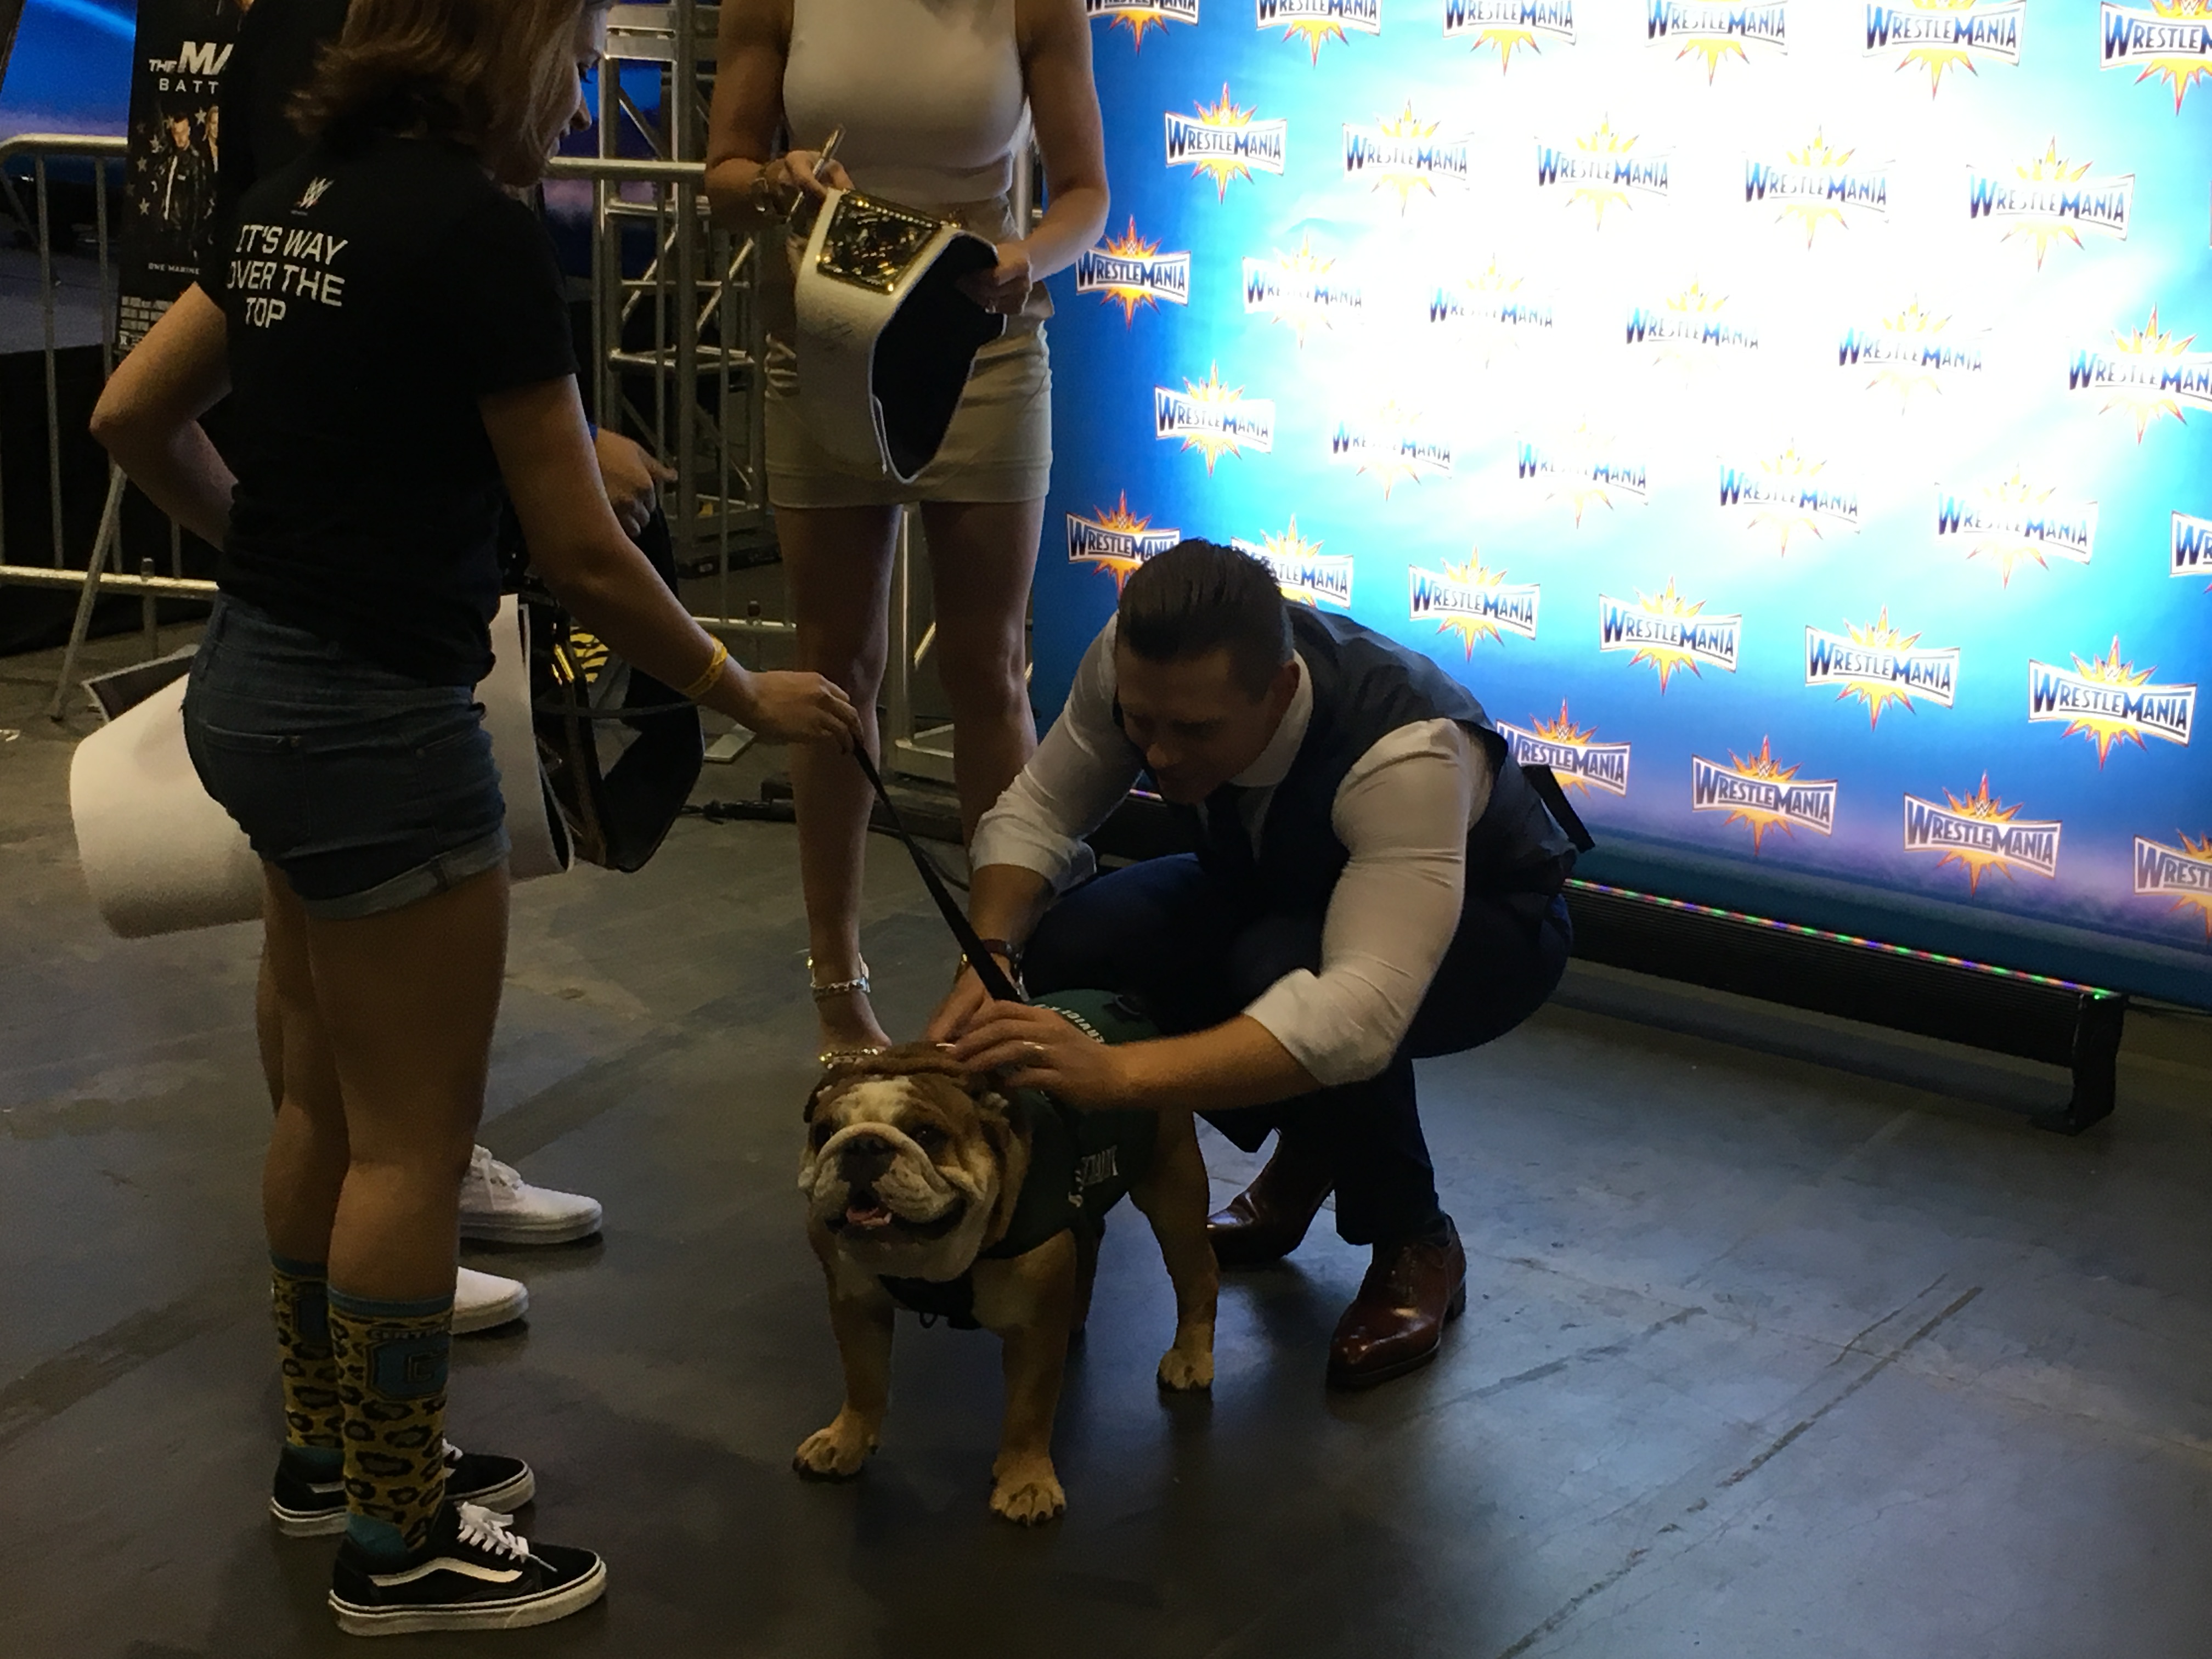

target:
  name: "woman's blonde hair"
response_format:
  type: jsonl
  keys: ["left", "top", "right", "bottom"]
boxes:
{"left": 292, "top": 0, "right": 599, "bottom": 182}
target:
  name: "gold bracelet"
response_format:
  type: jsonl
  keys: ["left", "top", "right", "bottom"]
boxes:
{"left": 677, "top": 638, "right": 729, "bottom": 702}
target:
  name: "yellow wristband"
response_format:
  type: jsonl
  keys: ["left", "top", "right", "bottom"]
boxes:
{"left": 678, "top": 638, "right": 729, "bottom": 702}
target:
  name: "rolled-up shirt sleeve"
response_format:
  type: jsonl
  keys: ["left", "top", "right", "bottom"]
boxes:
{"left": 970, "top": 621, "right": 1144, "bottom": 890}
{"left": 1241, "top": 720, "right": 1494, "bottom": 1086}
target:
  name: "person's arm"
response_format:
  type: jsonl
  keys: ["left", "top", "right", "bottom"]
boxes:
{"left": 480, "top": 377, "right": 857, "bottom": 746}
{"left": 923, "top": 624, "right": 1144, "bottom": 1040}
{"left": 702, "top": 0, "right": 852, "bottom": 232}
{"left": 951, "top": 724, "right": 1491, "bottom": 1111}
{"left": 591, "top": 428, "right": 675, "bottom": 538}
{"left": 88, "top": 284, "right": 235, "bottom": 548}
{"left": 963, "top": 0, "right": 1110, "bottom": 313}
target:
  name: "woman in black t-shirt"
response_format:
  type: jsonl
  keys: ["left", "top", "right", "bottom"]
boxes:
{"left": 92, "top": 0, "right": 860, "bottom": 1635}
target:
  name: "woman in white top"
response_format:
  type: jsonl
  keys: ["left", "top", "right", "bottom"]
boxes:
{"left": 706, "top": 0, "right": 1108, "bottom": 1060}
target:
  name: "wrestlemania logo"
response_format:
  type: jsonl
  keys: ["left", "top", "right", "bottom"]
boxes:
{"left": 1066, "top": 495, "right": 1181, "bottom": 590}
{"left": 2100, "top": 2, "right": 2212, "bottom": 112}
{"left": 1330, "top": 403, "right": 1454, "bottom": 496}
{"left": 1904, "top": 777, "right": 2061, "bottom": 890}
{"left": 1076, "top": 220, "right": 1190, "bottom": 325}
{"left": 1086, "top": 0, "right": 1200, "bottom": 49}
{"left": 1498, "top": 703, "right": 1630, "bottom": 796}
{"left": 1256, "top": 0, "right": 1380, "bottom": 61}
{"left": 1627, "top": 281, "right": 1758, "bottom": 366}
{"left": 1408, "top": 559, "right": 1540, "bottom": 653}
{"left": 1839, "top": 302, "right": 1985, "bottom": 408}
{"left": 1244, "top": 236, "right": 1365, "bottom": 345}
{"left": 1745, "top": 132, "right": 1890, "bottom": 249}
{"left": 1516, "top": 429, "right": 1650, "bottom": 524}
{"left": 2174, "top": 510, "right": 2212, "bottom": 584}
{"left": 1344, "top": 103, "right": 1471, "bottom": 213}
{"left": 2028, "top": 639, "right": 2197, "bottom": 763}
{"left": 1430, "top": 259, "right": 1555, "bottom": 363}
{"left": 1804, "top": 611, "right": 1960, "bottom": 727}
{"left": 1232, "top": 517, "right": 1354, "bottom": 607}
{"left": 2069, "top": 308, "right": 2212, "bottom": 441}
{"left": 1446, "top": 0, "right": 1575, "bottom": 67}
{"left": 1166, "top": 87, "right": 1288, "bottom": 200}
{"left": 1936, "top": 472, "right": 2097, "bottom": 584}
{"left": 2135, "top": 833, "right": 2212, "bottom": 936}
{"left": 1865, "top": 1, "right": 2025, "bottom": 94}
{"left": 1719, "top": 448, "right": 1859, "bottom": 554}
{"left": 1154, "top": 364, "right": 1276, "bottom": 472}
{"left": 1600, "top": 579, "right": 1742, "bottom": 690}
{"left": 1967, "top": 142, "right": 2133, "bottom": 267}
{"left": 1537, "top": 120, "right": 1671, "bottom": 227}
{"left": 1647, "top": 2, "right": 1787, "bottom": 82}
{"left": 1692, "top": 738, "right": 1838, "bottom": 854}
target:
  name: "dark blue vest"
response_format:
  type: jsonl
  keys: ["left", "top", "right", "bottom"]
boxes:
{"left": 1141, "top": 608, "right": 1577, "bottom": 916}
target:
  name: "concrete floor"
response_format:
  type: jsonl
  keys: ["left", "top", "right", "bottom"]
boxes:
{"left": 4, "top": 629, "right": 2211, "bottom": 1659}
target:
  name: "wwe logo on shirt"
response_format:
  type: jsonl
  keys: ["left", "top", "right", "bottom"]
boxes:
{"left": 295, "top": 177, "right": 334, "bottom": 211}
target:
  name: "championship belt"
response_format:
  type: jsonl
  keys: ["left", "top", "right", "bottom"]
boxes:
{"left": 523, "top": 507, "right": 703, "bottom": 874}
{"left": 791, "top": 187, "right": 1007, "bottom": 482}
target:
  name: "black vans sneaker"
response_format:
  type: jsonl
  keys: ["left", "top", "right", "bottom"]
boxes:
{"left": 271, "top": 1441, "right": 535, "bottom": 1538}
{"left": 328, "top": 1499, "right": 605, "bottom": 1637}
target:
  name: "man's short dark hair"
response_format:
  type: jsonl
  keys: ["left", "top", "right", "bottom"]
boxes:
{"left": 1116, "top": 539, "right": 1291, "bottom": 699}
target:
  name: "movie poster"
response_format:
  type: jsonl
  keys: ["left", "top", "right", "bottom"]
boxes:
{"left": 116, "top": 0, "right": 245, "bottom": 352}
{"left": 1036, "top": 0, "right": 2212, "bottom": 1005}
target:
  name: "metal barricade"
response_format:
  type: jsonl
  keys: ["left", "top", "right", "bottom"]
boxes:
{"left": 0, "top": 132, "right": 215, "bottom": 717}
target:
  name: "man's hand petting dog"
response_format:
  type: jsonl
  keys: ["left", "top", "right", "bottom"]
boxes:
{"left": 947, "top": 1000, "right": 1133, "bottom": 1110}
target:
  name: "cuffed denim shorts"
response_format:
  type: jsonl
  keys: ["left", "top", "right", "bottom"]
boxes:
{"left": 183, "top": 595, "right": 509, "bottom": 919}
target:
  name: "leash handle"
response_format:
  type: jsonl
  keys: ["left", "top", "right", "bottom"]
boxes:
{"left": 851, "top": 748, "right": 1026, "bottom": 1006}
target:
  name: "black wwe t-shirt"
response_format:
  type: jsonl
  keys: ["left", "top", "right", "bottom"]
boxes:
{"left": 198, "top": 134, "right": 576, "bottom": 684}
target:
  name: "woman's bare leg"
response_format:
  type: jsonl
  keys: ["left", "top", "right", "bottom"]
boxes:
{"left": 780, "top": 503, "right": 901, "bottom": 1056}
{"left": 917, "top": 497, "right": 1043, "bottom": 839}
{"left": 308, "top": 868, "right": 510, "bottom": 1301}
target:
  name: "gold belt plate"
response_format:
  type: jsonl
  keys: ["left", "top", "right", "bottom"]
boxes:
{"left": 815, "top": 193, "right": 943, "bottom": 294}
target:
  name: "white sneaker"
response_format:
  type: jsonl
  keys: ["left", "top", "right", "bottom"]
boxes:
{"left": 458, "top": 1144, "right": 605, "bottom": 1245}
{"left": 454, "top": 1266, "right": 529, "bottom": 1334}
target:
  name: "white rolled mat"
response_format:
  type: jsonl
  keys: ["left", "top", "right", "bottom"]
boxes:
{"left": 70, "top": 596, "right": 569, "bottom": 939}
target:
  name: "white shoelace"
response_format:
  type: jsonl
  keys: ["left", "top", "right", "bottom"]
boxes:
{"left": 470, "top": 1146, "right": 526, "bottom": 1195}
{"left": 454, "top": 1502, "right": 532, "bottom": 1564}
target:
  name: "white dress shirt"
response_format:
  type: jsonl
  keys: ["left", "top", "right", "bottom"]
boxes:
{"left": 970, "top": 619, "right": 1496, "bottom": 1087}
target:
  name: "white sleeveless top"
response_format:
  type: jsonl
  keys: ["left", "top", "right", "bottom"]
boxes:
{"left": 782, "top": 0, "right": 1029, "bottom": 210}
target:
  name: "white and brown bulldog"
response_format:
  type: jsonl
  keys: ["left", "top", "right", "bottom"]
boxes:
{"left": 795, "top": 1041, "right": 1217, "bottom": 1523}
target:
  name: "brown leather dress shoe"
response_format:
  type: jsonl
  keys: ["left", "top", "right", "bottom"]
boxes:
{"left": 1206, "top": 1141, "right": 1334, "bottom": 1268}
{"left": 1325, "top": 1220, "right": 1468, "bottom": 1390}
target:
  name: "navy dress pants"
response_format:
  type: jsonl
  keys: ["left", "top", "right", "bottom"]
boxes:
{"left": 1023, "top": 854, "right": 1572, "bottom": 1246}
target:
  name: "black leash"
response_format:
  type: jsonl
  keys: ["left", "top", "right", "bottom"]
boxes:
{"left": 851, "top": 748, "right": 1025, "bottom": 1005}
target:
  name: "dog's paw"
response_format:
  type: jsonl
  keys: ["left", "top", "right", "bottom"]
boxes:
{"left": 793, "top": 1417, "right": 875, "bottom": 1481}
{"left": 1156, "top": 1328, "right": 1215, "bottom": 1393}
{"left": 989, "top": 1462, "right": 1066, "bottom": 1526}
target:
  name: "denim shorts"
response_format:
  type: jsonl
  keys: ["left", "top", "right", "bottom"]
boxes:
{"left": 183, "top": 595, "right": 509, "bottom": 919}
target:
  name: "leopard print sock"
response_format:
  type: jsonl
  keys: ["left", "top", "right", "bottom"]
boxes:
{"left": 270, "top": 1256, "right": 344, "bottom": 1459}
{"left": 326, "top": 1286, "right": 453, "bottom": 1558}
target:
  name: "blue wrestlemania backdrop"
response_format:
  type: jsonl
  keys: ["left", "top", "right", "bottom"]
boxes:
{"left": 1033, "top": 0, "right": 2212, "bottom": 1006}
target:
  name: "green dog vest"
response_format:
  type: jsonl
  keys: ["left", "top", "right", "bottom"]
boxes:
{"left": 878, "top": 990, "right": 1160, "bottom": 1329}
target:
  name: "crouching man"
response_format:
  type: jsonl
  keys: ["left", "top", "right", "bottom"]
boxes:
{"left": 930, "top": 540, "right": 1579, "bottom": 1389}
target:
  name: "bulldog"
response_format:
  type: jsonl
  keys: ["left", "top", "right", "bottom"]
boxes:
{"left": 794, "top": 1003, "right": 1217, "bottom": 1525}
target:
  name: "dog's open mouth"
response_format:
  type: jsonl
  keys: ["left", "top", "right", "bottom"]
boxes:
{"left": 831, "top": 1186, "right": 967, "bottom": 1239}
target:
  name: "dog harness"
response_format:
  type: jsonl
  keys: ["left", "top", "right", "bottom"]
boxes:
{"left": 879, "top": 990, "right": 1160, "bottom": 1330}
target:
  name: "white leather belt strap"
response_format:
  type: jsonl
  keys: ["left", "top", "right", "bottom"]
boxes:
{"left": 792, "top": 188, "right": 1007, "bottom": 483}
{"left": 70, "top": 596, "right": 569, "bottom": 938}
